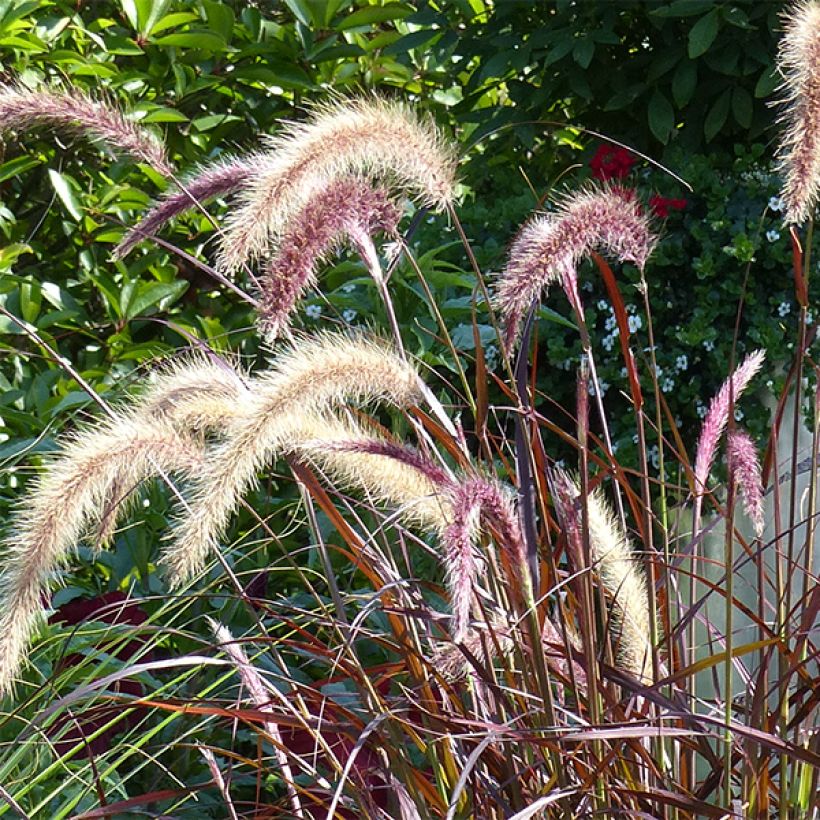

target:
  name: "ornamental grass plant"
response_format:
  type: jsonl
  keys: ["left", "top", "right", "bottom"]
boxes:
{"left": 0, "top": 7, "right": 818, "bottom": 819}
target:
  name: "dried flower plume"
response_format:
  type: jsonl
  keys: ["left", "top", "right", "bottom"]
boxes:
{"left": 257, "top": 176, "right": 401, "bottom": 341}
{"left": 775, "top": 1, "right": 820, "bottom": 224}
{"left": 162, "top": 332, "right": 423, "bottom": 585}
{"left": 495, "top": 185, "right": 656, "bottom": 348}
{"left": 727, "top": 429, "right": 765, "bottom": 538}
{"left": 0, "top": 414, "right": 202, "bottom": 695}
{"left": 217, "top": 96, "right": 458, "bottom": 273}
{"left": 0, "top": 82, "right": 172, "bottom": 176}
{"left": 115, "top": 155, "right": 256, "bottom": 258}
{"left": 549, "top": 469, "right": 653, "bottom": 683}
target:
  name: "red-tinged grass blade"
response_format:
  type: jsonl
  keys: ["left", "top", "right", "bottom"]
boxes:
{"left": 616, "top": 788, "right": 728, "bottom": 817}
{"left": 790, "top": 225, "right": 808, "bottom": 308}
{"left": 472, "top": 306, "right": 489, "bottom": 441}
{"left": 73, "top": 787, "right": 210, "bottom": 819}
{"left": 591, "top": 250, "right": 643, "bottom": 410}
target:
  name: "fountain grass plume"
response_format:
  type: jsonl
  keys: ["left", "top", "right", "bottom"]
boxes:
{"left": 495, "top": 184, "right": 656, "bottom": 348}
{"left": 548, "top": 468, "right": 653, "bottom": 683}
{"left": 693, "top": 350, "right": 765, "bottom": 522}
{"left": 257, "top": 176, "right": 400, "bottom": 341}
{"left": 115, "top": 154, "right": 257, "bottom": 258}
{"left": 727, "top": 429, "right": 765, "bottom": 538}
{"left": 161, "top": 332, "right": 423, "bottom": 586}
{"left": 0, "top": 81, "right": 172, "bottom": 176}
{"left": 0, "top": 413, "right": 202, "bottom": 695}
{"left": 774, "top": 1, "right": 820, "bottom": 224}
{"left": 217, "top": 96, "right": 458, "bottom": 274}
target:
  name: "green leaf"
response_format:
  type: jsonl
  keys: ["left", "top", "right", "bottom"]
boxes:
{"left": 148, "top": 11, "right": 199, "bottom": 35}
{"left": 688, "top": 9, "right": 719, "bottom": 58}
{"left": 732, "top": 87, "right": 753, "bottom": 129}
{"left": 648, "top": 89, "right": 675, "bottom": 143}
{"left": 672, "top": 59, "right": 697, "bottom": 108}
{"left": 153, "top": 31, "right": 226, "bottom": 52}
{"left": 202, "top": 0, "right": 234, "bottom": 42}
{"left": 704, "top": 88, "right": 731, "bottom": 142}
{"left": 138, "top": 107, "right": 189, "bottom": 124}
{"left": 123, "top": 281, "right": 188, "bottom": 321}
{"left": 754, "top": 66, "right": 779, "bottom": 98}
{"left": 338, "top": 3, "right": 413, "bottom": 30}
{"left": 47, "top": 169, "right": 82, "bottom": 221}
{"left": 0, "top": 154, "right": 43, "bottom": 183}
{"left": 572, "top": 39, "right": 594, "bottom": 69}
{"left": 383, "top": 28, "right": 439, "bottom": 55}
{"left": 18, "top": 279, "right": 41, "bottom": 324}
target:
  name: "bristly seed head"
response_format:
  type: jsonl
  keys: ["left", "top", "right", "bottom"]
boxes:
{"left": 727, "top": 429, "right": 765, "bottom": 538}
{"left": 217, "top": 96, "right": 458, "bottom": 274}
{"left": 257, "top": 176, "right": 401, "bottom": 341}
{"left": 0, "top": 81, "right": 172, "bottom": 176}
{"left": 775, "top": 1, "right": 820, "bottom": 224}
{"left": 495, "top": 184, "right": 656, "bottom": 349}
{"left": 115, "top": 155, "right": 257, "bottom": 258}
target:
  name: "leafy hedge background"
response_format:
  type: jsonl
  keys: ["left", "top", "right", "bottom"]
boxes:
{"left": 0, "top": 0, "right": 813, "bottom": 813}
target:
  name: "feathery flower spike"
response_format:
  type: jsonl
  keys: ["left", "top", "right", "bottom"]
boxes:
{"left": 217, "top": 96, "right": 458, "bottom": 273}
{"left": 727, "top": 429, "right": 765, "bottom": 538}
{"left": 257, "top": 176, "right": 401, "bottom": 341}
{"left": 0, "top": 82, "right": 172, "bottom": 176}
{"left": 495, "top": 185, "right": 656, "bottom": 348}
{"left": 548, "top": 468, "right": 653, "bottom": 683}
{"left": 115, "top": 155, "right": 256, "bottom": 258}
{"left": 693, "top": 350, "right": 765, "bottom": 502}
{"left": 775, "top": 1, "right": 820, "bottom": 224}
{"left": 161, "top": 332, "right": 424, "bottom": 585}
{"left": 0, "top": 415, "right": 202, "bottom": 695}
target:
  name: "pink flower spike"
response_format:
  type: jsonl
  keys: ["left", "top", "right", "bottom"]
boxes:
{"left": 727, "top": 429, "right": 765, "bottom": 538}
{"left": 115, "top": 155, "right": 256, "bottom": 258}
{"left": 775, "top": 1, "right": 820, "bottom": 224}
{"left": 257, "top": 176, "right": 400, "bottom": 341}
{"left": 0, "top": 82, "right": 171, "bottom": 175}
{"left": 495, "top": 184, "right": 656, "bottom": 348}
{"left": 694, "top": 350, "right": 765, "bottom": 499}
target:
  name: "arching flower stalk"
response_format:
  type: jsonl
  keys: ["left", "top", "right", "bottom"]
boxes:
{"left": 256, "top": 176, "right": 401, "bottom": 341}
{"left": 217, "top": 96, "right": 458, "bottom": 274}
{"left": 693, "top": 350, "right": 766, "bottom": 530}
{"left": 495, "top": 184, "right": 656, "bottom": 350}
{"left": 0, "top": 414, "right": 203, "bottom": 695}
{"left": 726, "top": 429, "right": 765, "bottom": 539}
{"left": 774, "top": 0, "right": 820, "bottom": 224}
{"left": 115, "top": 155, "right": 257, "bottom": 258}
{"left": 162, "top": 332, "right": 424, "bottom": 585}
{"left": 0, "top": 82, "right": 172, "bottom": 176}
{"left": 548, "top": 468, "right": 654, "bottom": 683}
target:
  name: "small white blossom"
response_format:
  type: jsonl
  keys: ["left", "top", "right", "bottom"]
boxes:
{"left": 628, "top": 314, "right": 642, "bottom": 333}
{"left": 696, "top": 403, "right": 707, "bottom": 419}
{"left": 675, "top": 354, "right": 688, "bottom": 372}
{"left": 602, "top": 334, "right": 616, "bottom": 351}
{"left": 807, "top": 311, "right": 814, "bottom": 325}
{"left": 342, "top": 282, "right": 356, "bottom": 293}
{"left": 647, "top": 444, "right": 660, "bottom": 470}
{"left": 703, "top": 339, "right": 715, "bottom": 352}
{"left": 605, "top": 315, "right": 617, "bottom": 331}
{"left": 767, "top": 229, "right": 781, "bottom": 243}
{"left": 661, "top": 377, "right": 675, "bottom": 393}
{"left": 769, "top": 196, "right": 784, "bottom": 212}
{"left": 626, "top": 303, "right": 636, "bottom": 314}
{"left": 778, "top": 301, "right": 791, "bottom": 317}
{"left": 734, "top": 407, "right": 744, "bottom": 422}
{"left": 619, "top": 367, "right": 628, "bottom": 378}
{"left": 597, "top": 299, "right": 608, "bottom": 311}
{"left": 342, "top": 308, "right": 357, "bottom": 323}
{"left": 305, "top": 304, "right": 322, "bottom": 319}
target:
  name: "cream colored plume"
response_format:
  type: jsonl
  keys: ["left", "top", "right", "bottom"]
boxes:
{"left": 217, "top": 96, "right": 458, "bottom": 273}
{"left": 585, "top": 487, "right": 653, "bottom": 683}
{"left": 0, "top": 414, "right": 203, "bottom": 695}
{"left": 161, "top": 332, "right": 424, "bottom": 585}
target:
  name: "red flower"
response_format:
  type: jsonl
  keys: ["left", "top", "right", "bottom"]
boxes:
{"left": 589, "top": 144, "right": 636, "bottom": 181}
{"left": 649, "top": 194, "right": 687, "bottom": 218}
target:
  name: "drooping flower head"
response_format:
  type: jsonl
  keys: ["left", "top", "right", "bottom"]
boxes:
{"left": 775, "top": 1, "right": 820, "bottom": 224}
{"left": 0, "top": 82, "right": 172, "bottom": 176}
{"left": 115, "top": 154, "right": 257, "bottom": 258}
{"left": 726, "top": 429, "right": 765, "bottom": 538}
{"left": 217, "top": 96, "right": 458, "bottom": 274}
{"left": 257, "top": 176, "right": 401, "bottom": 341}
{"left": 495, "top": 185, "right": 656, "bottom": 348}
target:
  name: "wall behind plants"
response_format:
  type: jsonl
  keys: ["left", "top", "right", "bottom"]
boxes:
{"left": 0, "top": 0, "right": 810, "bottom": 580}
